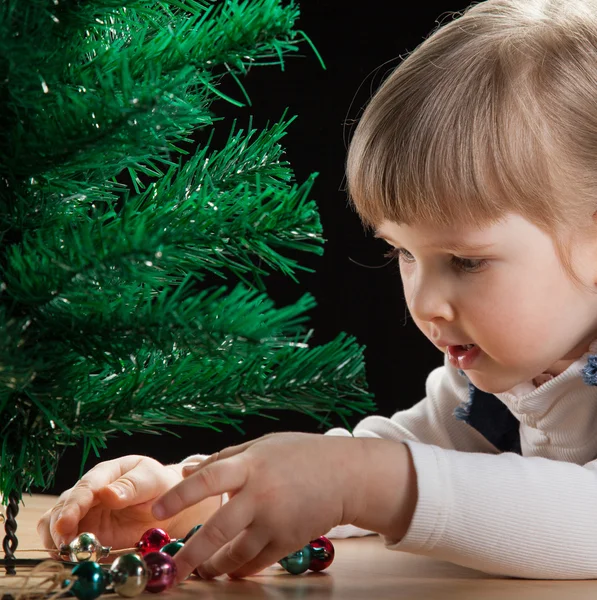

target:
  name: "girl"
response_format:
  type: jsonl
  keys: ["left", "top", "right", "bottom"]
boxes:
{"left": 38, "top": 0, "right": 597, "bottom": 580}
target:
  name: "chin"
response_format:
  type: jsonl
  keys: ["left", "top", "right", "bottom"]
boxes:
{"left": 464, "top": 371, "right": 518, "bottom": 395}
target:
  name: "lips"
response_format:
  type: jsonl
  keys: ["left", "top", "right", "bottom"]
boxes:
{"left": 447, "top": 344, "right": 481, "bottom": 369}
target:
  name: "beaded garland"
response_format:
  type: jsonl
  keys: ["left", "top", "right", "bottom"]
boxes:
{"left": 58, "top": 527, "right": 335, "bottom": 598}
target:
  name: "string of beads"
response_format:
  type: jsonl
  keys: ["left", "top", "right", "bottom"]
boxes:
{"left": 50, "top": 527, "right": 335, "bottom": 598}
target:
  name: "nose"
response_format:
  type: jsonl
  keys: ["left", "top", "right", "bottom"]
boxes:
{"left": 407, "top": 273, "right": 455, "bottom": 325}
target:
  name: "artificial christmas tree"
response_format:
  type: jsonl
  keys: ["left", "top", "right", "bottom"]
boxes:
{"left": 0, "top": 0, "right": 375, "bottom": 574}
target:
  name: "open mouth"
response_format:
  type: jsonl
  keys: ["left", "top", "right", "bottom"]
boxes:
{"left": 447, "top": 344, "right": 481, "bottom": 369}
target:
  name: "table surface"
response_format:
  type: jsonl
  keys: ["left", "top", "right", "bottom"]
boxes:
{"left": 1, "top": 494, "right": 597, "bottom": 599}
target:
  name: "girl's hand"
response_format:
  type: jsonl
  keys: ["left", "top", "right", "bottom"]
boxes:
{"left": 152, "top": 432, "right": 415, "bottom": 581}
{"left": 37, "top": 455, "right": 191, "bottom": 555}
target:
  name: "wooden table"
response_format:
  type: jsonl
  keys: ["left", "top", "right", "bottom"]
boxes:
{"left": 1, "top": 494, "right": 597, "bottom": 599}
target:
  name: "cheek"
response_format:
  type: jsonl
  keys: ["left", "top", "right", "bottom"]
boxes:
{"left": 401, "top": 266, "right": 566, "bottom": 351}
{"left": 468, "top": 273, "right": 569, "bottom": 356}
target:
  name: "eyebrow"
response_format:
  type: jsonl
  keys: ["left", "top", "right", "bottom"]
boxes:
{"left": 373, "top": 232, "right": 494, "bottom": 253}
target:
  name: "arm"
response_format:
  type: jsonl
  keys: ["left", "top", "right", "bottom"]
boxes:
{"left": 389, "top": 441, "right": 597, "bottom": 579}
{"left": 325, "top": 355, "right": 498, "bottom": 539}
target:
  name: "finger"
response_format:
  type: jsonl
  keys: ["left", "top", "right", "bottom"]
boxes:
{"left": 181, "top": 454, "right": 216, "bottom": 478}
{"left": 57, "top": 457, "right": 145, "bottom": 532}
{"left": 153, "top": 457, "right": 246, "bottom": 520}
{"left": 96, "top": 464, "right": 173, "bottom": 509}
{"left": 201, "top": 433, "right": 278, "bottom": 465}
{"left": 214, "top": 439, "right": 260, "bottom": 460}
{"left": 228, "top": 541, "right": 288, "bottom": 579}
{"left": 173, "top": 492, "right": 255, "bottom": 582}
{"left": 37, "top": 509, "right": 52, "bottom": 549}
{"left": 181, "top": 439, "right": 262, "bottom": 478}
{"left": 37, "top": 493, "right": 70, "bottom": 550}
{"left": 181, "top": 464, "right": 202, "bottom": 477}
{"left": 48, "top": 491, "right": 80, "bottom": 548}
{"left": 195, "top": 526, "right": 268, "bottom": 580}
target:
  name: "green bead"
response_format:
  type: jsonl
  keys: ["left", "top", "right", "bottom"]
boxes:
{"left": 160, "top": 541, "right": 184, "bottom": 557}
{"left": 109, "top": 553, "right": 149, "bottom": 598}
{"left": 182, "top": 524, "right": 202, "bottom": 543}
{"left": 63, "top": 562, "right": 107, "bottom": 600}
{"left": 278, "top": 545, "right": 313, "bottom": 575}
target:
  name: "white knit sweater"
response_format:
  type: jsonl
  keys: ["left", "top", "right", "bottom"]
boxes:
{"left": 184, "top": 338, "right": 597, "bottom": 579}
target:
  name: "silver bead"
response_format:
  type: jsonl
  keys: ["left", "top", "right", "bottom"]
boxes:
{"left": 110, "top": 553, "right": 149, "bottom": 598}
{"left": 59, "top": 532, "right": 111, "bottom": 562}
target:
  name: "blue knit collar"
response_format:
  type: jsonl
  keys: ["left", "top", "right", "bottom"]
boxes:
{"left": 581, "top": 354, "right": 597, "bottom": 386}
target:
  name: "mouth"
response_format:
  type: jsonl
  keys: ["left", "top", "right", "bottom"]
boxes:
{"left": 457, "top": 344, "right": 476, "bottom": 351}
{"left": 447, "top": 344, "right": 481, "bottom": 369}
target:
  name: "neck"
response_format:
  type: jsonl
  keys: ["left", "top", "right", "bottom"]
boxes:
{"left": 542, "top": 358, "right": 576, "bottom": 378}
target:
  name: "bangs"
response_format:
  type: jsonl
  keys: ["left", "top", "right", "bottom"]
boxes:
{"left": 346, "top": 30, "right": 567, "bottom": 234}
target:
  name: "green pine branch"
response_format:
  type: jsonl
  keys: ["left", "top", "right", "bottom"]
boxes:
{"left": 0, "top": 0, "right": 375, "bottom": 507}
{"left": 1, "top": 327, "right": 373, "bottom": 500}
{"left": 4, "top": 118, "right": 323, "bottom": 311}
{"left": 2, "top": 0, "right": 306, "bottom": 181}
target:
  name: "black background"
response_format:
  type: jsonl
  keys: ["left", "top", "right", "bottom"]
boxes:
{"left": 37, "top": 1, "right": 473, "bottom": 495}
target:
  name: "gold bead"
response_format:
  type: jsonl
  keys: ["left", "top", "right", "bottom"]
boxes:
{"left": 110, "top": 554, "right": 149, "bottom": 597}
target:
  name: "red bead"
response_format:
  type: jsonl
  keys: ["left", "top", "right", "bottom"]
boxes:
{"left": 308, "top": 536, "right": 335, "bottom": 571}
{"left": 144, "top": 551, "right": 177, "bottom": 593}
{"left": 136, "top": 528, "right": 171, "bottom": 556}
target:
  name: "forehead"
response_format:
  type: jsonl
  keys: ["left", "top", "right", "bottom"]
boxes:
{"left": 373, "top": 214, "right": 524, "bottom": 250}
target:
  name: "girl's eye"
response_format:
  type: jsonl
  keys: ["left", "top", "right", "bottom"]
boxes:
{"left": 383, "top": 247, "right": 488, "bottom": 273}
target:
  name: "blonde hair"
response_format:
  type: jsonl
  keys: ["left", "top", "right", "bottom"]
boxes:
{"left": 346, "top": 0, "right": 597, "bottom": 289}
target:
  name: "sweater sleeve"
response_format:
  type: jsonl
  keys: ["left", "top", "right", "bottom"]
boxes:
{"left": 324, "top": 355, "right": 499, "bottom": 540}
{"left": 389, "top": 441, "right": 597, "bottom": 579}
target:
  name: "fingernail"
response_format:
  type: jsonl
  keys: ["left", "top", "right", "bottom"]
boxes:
{"left": 182, "top": 462, "right": 202, "bottom": 475}
{"left": 107, "top": 484, "right": 126, "bottom": 498}
{"left": 152, "top": 503, "right": 166, "bottom": 520}
{"left": 182, "top": 469, "right": 198, "bottom": 478}
{"left": 196, "top": 566, "right": 213, "bottom": 580}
